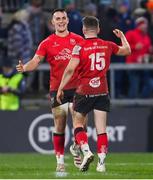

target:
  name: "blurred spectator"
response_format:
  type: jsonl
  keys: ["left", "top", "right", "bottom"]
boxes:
{"left": 133, "top": 0, "right": 152, "bottom": 23}
{"left": 63, "top": 0, "right": 83, "bottom": 36}
{"left": 7, "top": 9, "right": 33, "bottom": 66}
{"left": 99, "top": 0, "right": 113, "bottom": 6}
{"left": 0, "top": 58, "right": 26, "bottom": 110}
{"left": 26, "top": 0, "right": 48, "bottom": 50}
{"left": 141, "top": 0, "right": 153, "bottom": 98}
{"left": 98, "top": 7, "right": 120, "bottom": 43}
{"left": 98, "top": 6, "right": 127, "bottom": 98}
{"left": 139, "top": 0, "right": 151, "bottom": 22}
{"left": 26, "top": 0, "right": 49, "bottom": 92}
{"left": 1, "top": 0, "right": 27, "bottom": 12}
{"left": 0, "top": 6, "right": 3, "bottom": 33}
{"left": 0, "top": 7, "right": 8, "bottom": 41}
{"left": 125, "top": 17, "right": 152, "bottom": 98}
{"left": 146, "top": 0, "right": 153, "bottom": 43}
{"left": 147, "top": 0, "right": 153, "bottom": 10}
{"left": 0, "top": 6, "right": 8, "bottom": 36}
{"left": 0, "top": 6, "right": 3, "bottom": 73}
{"left": 133, "top": 7, "right": 147, "bottom": 19}
{"left": 0, "top": 6, "right": 8, "bottom": 62}
{"left": 84, "top": 2, "right": 97, "bottom": 17}
{"left": 114, "top": 1, "right": 135, "bottom": 98}
{"left": 118, "top": 1, "right": 135, "bottom": 33}
{"left": 140, "top": 0, "right": 148, "bottom": 8}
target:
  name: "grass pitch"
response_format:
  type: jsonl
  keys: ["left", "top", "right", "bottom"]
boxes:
{"left": 0, "top": 153, "right": 153, "bottom": 179}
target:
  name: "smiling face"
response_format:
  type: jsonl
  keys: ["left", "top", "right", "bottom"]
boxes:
{"left": 51, "top": 11, "right": 69, "bottom": 33}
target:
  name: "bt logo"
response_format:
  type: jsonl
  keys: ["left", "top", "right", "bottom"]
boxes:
{"left": 28, "top": 114, "right": 70, "bottom": 154}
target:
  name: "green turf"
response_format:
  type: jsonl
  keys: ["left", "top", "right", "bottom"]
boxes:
{"left": 0, "top": 153, "right": 153, "bottom": 179}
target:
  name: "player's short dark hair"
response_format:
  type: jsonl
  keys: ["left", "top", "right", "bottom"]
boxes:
{"left": 51, "top": 8, "right": 67, "bottom": 17}
{"left": 82, "top": 16, "right": 99, "bottom": 29}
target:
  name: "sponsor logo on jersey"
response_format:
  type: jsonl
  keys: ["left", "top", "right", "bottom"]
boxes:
{"left": 93, "top": 42, "right": 98, "bottom": 46}
{"left": 89, "top": 77, "right": 101, "bottom": 88}
{"left": 84, "top": 46, "right": 104, "bottom": 51}
{"left": 101, "top": 46, "right": 108, "bottom": 49}
{"left": 54, "top": 48, "right": 72, "bottom": 60}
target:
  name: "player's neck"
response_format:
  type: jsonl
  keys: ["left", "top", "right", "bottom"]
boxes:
{"left": 84, "top": 33, "right": 97, "bottom": 39}
{"left": 55, "top": 30, "right": 69, "bottom": 37}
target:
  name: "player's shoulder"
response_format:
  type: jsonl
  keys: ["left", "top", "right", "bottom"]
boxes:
{"left": 72, "top": 39, "right": 86, "bottom": 54}
{"left": 96, "top": 39, "right": 119, "bottom": 51}
{"left": 97, "top": 38, "right": 110, "bottom": 44}
{"left": 69, "top": 32, "right": 84, "bottom": 41}
{"left": 83, "top": 38, "right": 106, "bottom": 46}
{"left": 39, "top": 34, "right": 55, "bottom": 45}
{"left": 102, "top": 39, "right": 117, "bottom": 46}
{"left": 76, "top": 38, "right": 86, "bottom": 48}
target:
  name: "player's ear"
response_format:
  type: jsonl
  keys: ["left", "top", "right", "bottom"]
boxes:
{"left": 51, "top": 18, "right": 54, "bottom": 25}
{"left": 82, "top": 26, "right": 86, "bottom": 35}
{"left": 67, "top": 17, "right": 69, "bottom": 24}
{"left": 97, "top": 26, "right": 100, "bottom": 34}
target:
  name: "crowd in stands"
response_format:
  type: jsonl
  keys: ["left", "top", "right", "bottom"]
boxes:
{"left": 0, "top": 0, "right": 153, "bottom": 110}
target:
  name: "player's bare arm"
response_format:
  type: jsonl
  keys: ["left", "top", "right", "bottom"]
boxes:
{"left": 56, "top": 58, "right": 80, "bottom": 104}
{"left": 113, "top": 29, "right": 131, "bottom": 56}
{"left": 16, "top": 55, "right": 44, "bottom": 72}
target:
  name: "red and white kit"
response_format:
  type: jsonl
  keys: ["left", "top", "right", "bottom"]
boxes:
{"left": 72, "top": 38, "right": 119, "bottom": 95}
{"left": 36, "top": 32, "right": 83, "bottom": 91}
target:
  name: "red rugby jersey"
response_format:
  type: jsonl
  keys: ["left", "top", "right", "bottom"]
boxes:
{"left": 36, "top": 32, "right": 83, "bottom": 91}
{"left": 72, "top": 38, "right": 119, "bottom": 95}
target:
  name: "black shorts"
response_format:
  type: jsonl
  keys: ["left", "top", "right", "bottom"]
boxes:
{"left": 50, "top": 89, "right": 76, "bottom": 108}
{"left": 73, "top": 93, "right": 110, "bottom": 115}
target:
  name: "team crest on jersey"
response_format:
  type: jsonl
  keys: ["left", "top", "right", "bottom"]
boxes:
{"left": 52, "top": 42, "right": 60, "bottom": 47}
{"left": 89, "top": 77, "right": 101, "bottom": 88}
{"left": 70, "top": 38, "right": 76, "bottom": 45}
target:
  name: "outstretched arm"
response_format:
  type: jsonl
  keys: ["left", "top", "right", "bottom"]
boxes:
{"left": 113, "top": 29, "right": 131, "bottom": 56}
{"left": 16, "top": 55, "right": 44, "bottom": 72}
{"left": 56, "top": 58, "right": 80, "bottom": 104}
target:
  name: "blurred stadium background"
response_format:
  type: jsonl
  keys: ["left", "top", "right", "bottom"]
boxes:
{"left": 0, "top": 0, "right": 153, "bottom": 179}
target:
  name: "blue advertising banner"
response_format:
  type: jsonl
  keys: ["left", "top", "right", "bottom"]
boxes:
{"left": 0, "top": 107, "right": 152, "bottom": 153}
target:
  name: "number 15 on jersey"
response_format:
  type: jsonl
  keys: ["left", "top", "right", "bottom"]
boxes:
{"left": 89, "top": 52, "right": 106, "bottom": 71}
